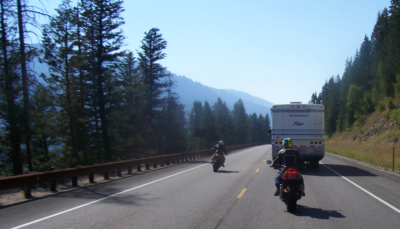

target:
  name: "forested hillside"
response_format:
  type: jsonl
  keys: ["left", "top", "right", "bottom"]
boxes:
{"left": 0, "top": 0, "right": 270, "bottom": 176}
{"left": 312, "top": 1, "right": 400, "bottom": 137}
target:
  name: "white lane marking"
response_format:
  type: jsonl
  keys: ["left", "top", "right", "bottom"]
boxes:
{"left": 11, "top": 147, "right": 262, "bottom": 229}
{"left": 321, "top": 162, "right": 400, "bottom": 214}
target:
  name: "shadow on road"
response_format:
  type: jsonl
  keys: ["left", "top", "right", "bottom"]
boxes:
{"left": 216, "top": 170, "right": 240, "bottom": 173}
{"left": 294, "top": 205, "right": 346, "bottom": 219}
{"left": 301, "top": 164, "right": 377, "bottom": 177}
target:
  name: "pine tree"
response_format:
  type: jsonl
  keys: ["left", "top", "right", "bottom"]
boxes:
{"left": 160, "top": 75, "right": 187, "bottom": 154}
{"left": 0, "top": 0, "right": 23, "bottom": 175}
{"left": 188, "top": 101, "right": 203, "bottom": 150}
{"left": 213, "top": 98, "right": 233, "bottom": 144}
{"left": 232, "top": 99, "right": 247, "bottom": 144}
{"left": 41, "top": 0, "right": 80, "bottom": 163}
{"left": 31, "top": 84, "right": 59, "bottom": 171}
{"left": 138, "top": 28, "right": 168, "bottom": 127}
{"left": 202, "top": 101, "right": 217, "bottom": 148}
{"left": 112, "top": 51, "right": 147, "bottom": 159}
{"left": 247, "top": 113, "right": 258, "bottom": 144}
{"left": 17, "top": 0, "right": 34, "bottom": 171}
{"left": 80, "top": 0, "right": 125, "bottom": 162}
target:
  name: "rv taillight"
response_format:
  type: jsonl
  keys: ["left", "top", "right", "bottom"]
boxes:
{"left": 310, "top": 141, "right": 313, "bottom": 144}
{"left": 279, "top": 141, "right": 282, "bottom": 144}
{"left": 275, "top": 141, "right": 278, "bottom": 144}
{"left": 319, "top": 141, "right": 322, "bottom": 144}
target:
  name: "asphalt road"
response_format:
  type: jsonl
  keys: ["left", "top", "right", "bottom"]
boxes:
{"left": 1, "top": 145, "right": 400, "bottom": 229}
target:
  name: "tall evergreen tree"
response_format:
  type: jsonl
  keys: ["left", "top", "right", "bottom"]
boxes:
{"left": 137, "top": 28, "right": 168, "bottom": 127}
{"left": 248, "top": 113, "right": 259, "bottom": 144}
{"left": 232, "top": 99, "right": 247, "bottom": 144}
{"left": 202, "top": 101, "right": 217, "bottom": 148}
{"left": 0, "top": 0, "right": 23, "bottom": 175}
{"left": 41, "top": 0, "right": 80, "bottom": 163}
{"left": 112, "top": 51, "right": 147, "bottom": 159}
{"left": 30, "top": 84, "right": 59, "bottom": 171}
{"left": 17, "top": 0, "right": 34, "bottom": 171}
{"left": 160, "top": 75, "right": 187, "bottom": 154}
{"left": 80, "top": 0, "right": 125, "bottom": 162}
{"left": 188, "top": 101, "right": 203, "bottom": 150}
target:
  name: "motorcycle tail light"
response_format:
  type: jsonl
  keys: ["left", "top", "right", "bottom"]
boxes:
{"left": 281, "top": 168, "right": 301, "bottom": 180}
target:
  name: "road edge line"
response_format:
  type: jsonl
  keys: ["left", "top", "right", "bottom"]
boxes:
{"left": 321, "top": 162, "right": 400, "bottom": 214}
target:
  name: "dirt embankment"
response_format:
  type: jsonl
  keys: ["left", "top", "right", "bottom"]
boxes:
{"left": 326, "top": 110, "right": 400, "bottom": 173}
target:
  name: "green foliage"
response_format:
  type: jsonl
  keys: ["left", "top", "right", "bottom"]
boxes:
{"left": 212, "top": 98, "right": 233, "bottom": 144}
{"left": 312, "top": 1, "right": 400, "bottom": 138}
{"left": 389, "top": 108, "right": 400, "bottom": 124}
{"left": 232, "top": 99, "right": 248, "bottom": 144}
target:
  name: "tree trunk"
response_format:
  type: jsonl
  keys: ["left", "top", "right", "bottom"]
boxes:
{"left": 1, "top": 0, "right": 23, "bottom": 175}
{"left": 97, "top": 2, "right": 111, "bottom": 162}
{"left": 76, "top": 6, "right": 88, "bottom": 165}
{"left": 17, "top": 0, "right": 34, "bottom": 171}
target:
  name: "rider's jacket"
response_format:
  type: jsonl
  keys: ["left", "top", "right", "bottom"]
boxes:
{"left": 213, "top": 144, "right": 227, "bottom": 154}
{"left": 272, "top": 148, "right": 302, "bottom": 168}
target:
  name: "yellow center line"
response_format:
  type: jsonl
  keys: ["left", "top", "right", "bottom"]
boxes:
{"left": 256, "top": 168, "right": 260, "bottom": 173}
{"left": 237, "top": 188, "right": 247, "bottom": 199}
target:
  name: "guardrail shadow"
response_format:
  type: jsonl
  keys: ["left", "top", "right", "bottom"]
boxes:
{"left": 0, "top": 182, "right": 154, "bottom": 210}
{"left": 294, "top": 205, "right": 346, "bottom": 219}
{"left": 0, "top": 159, "right": 211, "bottom": 209}
{"left": 301, "top": 164, "right": 377, "bottom": 177}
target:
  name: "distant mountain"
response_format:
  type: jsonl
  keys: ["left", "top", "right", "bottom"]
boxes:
{"left": 172, "top": 74, "right": 272, "bottom": 116}
{"left": 29, "top": 44, "right": 272, "bottom": 117}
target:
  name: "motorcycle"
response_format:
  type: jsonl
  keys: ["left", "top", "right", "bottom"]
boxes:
{"left": 267, "top": 159, "right": 309, "bottom": 213}
{"left": 211, "top": 151, "right": 223, "bottom": 172}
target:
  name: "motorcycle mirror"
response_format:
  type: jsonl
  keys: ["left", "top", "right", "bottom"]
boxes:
{"left": 304, "top": 161, "right": 310, "bottom": 165}
{"left": 267, "top": 160, "right": 272, "bottom": 164}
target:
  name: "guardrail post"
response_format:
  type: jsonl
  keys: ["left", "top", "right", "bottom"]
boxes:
{"left": 153, "top": 162, "right": 157, "bottom": 169}
{"left": 104, "top": 170, "right": 109, "bottom": 180}
{"left": 137, "top": 164, "right": 142, "bottom": 172}
{"left": 128, "top": 166, "right": 132, "bottom": 174}
{"left": 117, "top": 168, "right": 122, "bottom": 177}
{"left": 160, "top": 161, "right": 164, "bottom": 167}
{"left": 166, "top": 160, "right": 170, "bottom": 166}
{"left": 24, "top": 185, "right": 32, "bottom": 199}
{"left": 393, "top": 144, "right": 395, "bottom": 171}
{"left": 71, "top": 165, "right": 78, "bottom": 187}
{"left": 89, "top": 173, "right": 94, "bottom": 183}
{"left": 146, "top": 163, "right": 150, "bottom": 170}
{"left": 88, "top": 163, "right": 95, "bottom": 183}
{"left": 49, "top": 168, "right": 57, "bottom": 192}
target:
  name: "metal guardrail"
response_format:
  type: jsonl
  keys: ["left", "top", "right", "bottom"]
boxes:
{"left": 0, "top": 144, "right": 260, "bottom": 198}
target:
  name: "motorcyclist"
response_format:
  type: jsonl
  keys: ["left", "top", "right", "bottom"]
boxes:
{"left": 211, "top": 140, "right": 227, "bottom": 167}
{"left": 271, "top": 138, "right": 305, "bottom": 196}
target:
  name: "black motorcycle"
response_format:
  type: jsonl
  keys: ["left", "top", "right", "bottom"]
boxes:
{"left": 268, "top": 159, "right": 308, "bottom": 213}
{"left": 211, "top": 151, "right": 223, "bottom": 172}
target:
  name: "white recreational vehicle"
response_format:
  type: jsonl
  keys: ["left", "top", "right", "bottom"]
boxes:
{"left": 270, "top": 102, "right": 325, "bottom": 168}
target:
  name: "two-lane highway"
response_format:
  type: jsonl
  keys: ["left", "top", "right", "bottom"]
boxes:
{"left": 1, "top": 145, "right": 400, "bottom": 229}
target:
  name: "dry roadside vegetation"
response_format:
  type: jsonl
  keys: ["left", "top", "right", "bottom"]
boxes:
{"left": 326, "top": 107, "right": 400, "bottom": 172}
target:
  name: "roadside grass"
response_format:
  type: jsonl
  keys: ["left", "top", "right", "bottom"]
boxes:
{"left": 326, "top": 132, "right": 400, "bottom": 171}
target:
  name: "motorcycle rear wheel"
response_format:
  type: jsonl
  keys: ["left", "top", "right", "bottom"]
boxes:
{"left": 213, "top": 161, "right": 221, "bottom": 172}
{"left": 286, "top": 185, "right": 297, "bottom": 213}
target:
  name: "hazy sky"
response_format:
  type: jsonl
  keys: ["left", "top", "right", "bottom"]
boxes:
{"left": 32, "top": 0, "right": 392, "bottom": 104}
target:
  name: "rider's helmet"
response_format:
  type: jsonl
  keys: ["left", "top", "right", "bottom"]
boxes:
{"left": 219, "top": 140, "right": 224, "bottom": 145}
{"left": 282, "top": 138, "right": 293, "bottom": 148}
